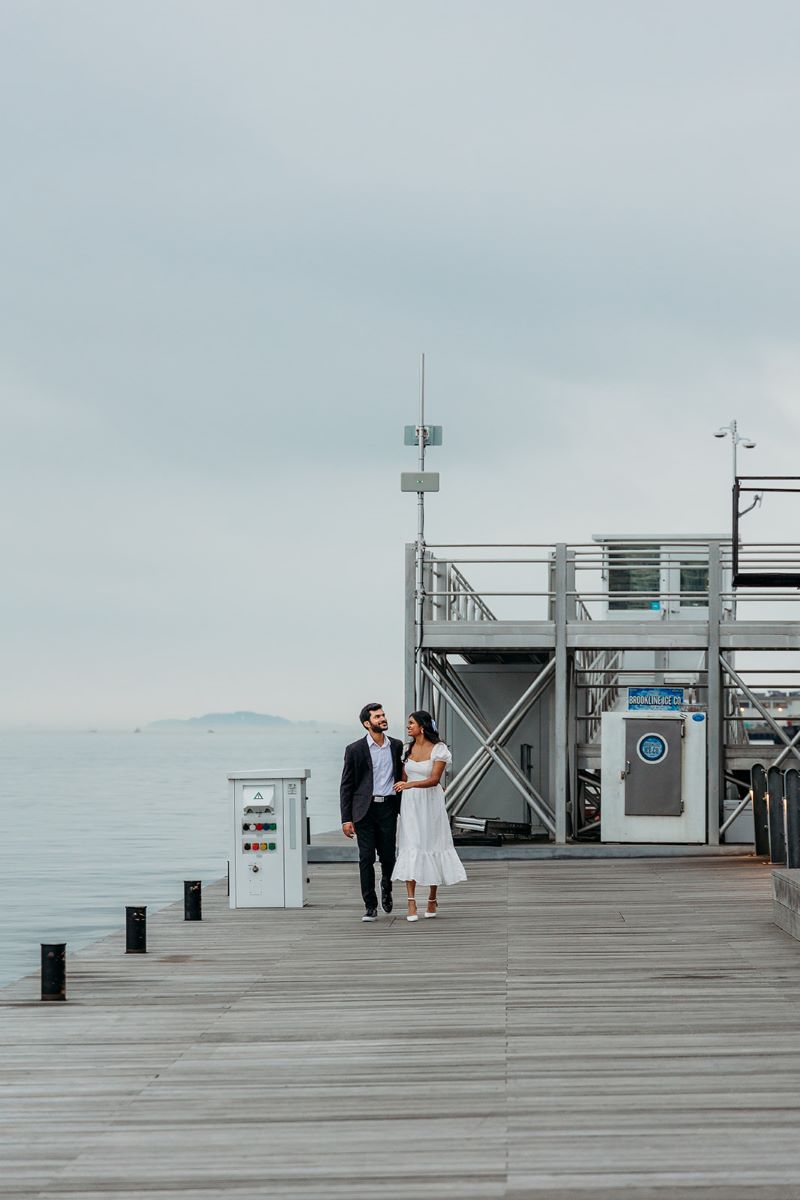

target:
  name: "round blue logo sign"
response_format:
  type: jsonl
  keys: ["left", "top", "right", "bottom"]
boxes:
{"left": 637, "top": 733, "right": 668, "bottom": 763}
{"left": 692, "top": 713, "right": 705, "bottom": 722}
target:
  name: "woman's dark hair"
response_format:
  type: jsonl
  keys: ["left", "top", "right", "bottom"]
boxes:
{"left": 404, "top": 710, "right": 441, "bottom": 760}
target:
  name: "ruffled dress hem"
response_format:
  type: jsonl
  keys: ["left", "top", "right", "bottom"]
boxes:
{"left": 392, "top": 848, "right": 467, "bottom": 886}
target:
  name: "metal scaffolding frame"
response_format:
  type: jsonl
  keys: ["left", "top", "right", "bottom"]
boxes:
{"left": 405, "top": 539, "right": 800, "bottom": 845}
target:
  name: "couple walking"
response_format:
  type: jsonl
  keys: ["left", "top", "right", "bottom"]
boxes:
{"left": 340, "top": 702, "right": 467, "bottom": 922}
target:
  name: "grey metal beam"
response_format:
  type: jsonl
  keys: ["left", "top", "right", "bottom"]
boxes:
{"left": 422, "top": 622, "right": 556, "bottom": 651}
{"left": 567, "top": 653, "right": 579, "bottom": 836}
{"left": 706, "top": 543, "right": 722, "bottom": 846}
{"left": 719, "top": 791, "right": 752, "bottom": 838}
{"left": 554, "top": 544, "right": 568, "bottom": 844}
{"left": 720, "top": 625, "right": 800, "bottom": 650}
{"left": 420, "top": 619, "right": 800, "bottom": 654}
{"left": 405, "top": 543, "right": 417, "bottom": 715}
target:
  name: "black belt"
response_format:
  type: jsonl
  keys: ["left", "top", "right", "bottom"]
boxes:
{"left": 372, "top": 794, "right": 395, "bottom": 803}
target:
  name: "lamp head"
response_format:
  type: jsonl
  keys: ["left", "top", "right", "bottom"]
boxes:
{"left": 743, "top": 440, "right": 756, "bottom": 449}
{"left": 713, "top": 430, "right": 727, "bottom": 438}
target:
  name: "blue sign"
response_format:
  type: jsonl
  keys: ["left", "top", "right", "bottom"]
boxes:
{"left": 628, "top": 687, "right": 684, "bottom": 711}
{"left": 637, "top": 733, "right": 668, "bottom": 763}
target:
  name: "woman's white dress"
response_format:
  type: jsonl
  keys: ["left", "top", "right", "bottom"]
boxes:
{"left": 392, "top": 743, "right": 467, "bottom": 886}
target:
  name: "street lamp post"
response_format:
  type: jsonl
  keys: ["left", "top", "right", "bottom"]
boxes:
{"left": 713, "top": 418, "right": 756, "bottom": 488}
{"left": 713, "top": 419, "right": 760, "bottom": 616}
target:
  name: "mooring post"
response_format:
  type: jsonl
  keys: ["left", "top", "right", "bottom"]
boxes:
{"left": 184, "top": 881, "right": 202, "bottom": 921}
{"left": 40, "top": 943, "right": 66, "bottom": 1002}
{"left": 125, "top": 905, "right": 147, "bottom": 953}
{"left": 785, "top": 768, "right": 800, "bottom": 869}
{"left": 751, "top": 764, "right": 770, "bottom": 856}
{"left": 767, "top": 766, "right": 786, "bottom": 865}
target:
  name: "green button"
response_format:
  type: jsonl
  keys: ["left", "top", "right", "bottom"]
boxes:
{"left": 268, "top": 842, "right": 276, "bottom": 851}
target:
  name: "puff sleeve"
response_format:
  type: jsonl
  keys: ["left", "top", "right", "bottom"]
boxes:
{"left": 431, "top": 742, "right": 452, "bottom": 765}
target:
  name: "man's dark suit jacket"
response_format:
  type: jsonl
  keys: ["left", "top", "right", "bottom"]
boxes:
{"left": 340, "top": 735, "right": 405, "bottom": 825}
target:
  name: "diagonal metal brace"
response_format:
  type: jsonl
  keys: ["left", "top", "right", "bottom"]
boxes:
{"left": 432, "top": 655, "right": 550, "bottom": 813}
{"left": 420, "top": 660, "right": 556, "bottom": 833}
{"left": 446, "top": 659, "right": 555, "bottom": 813}
{"left": 719, "top": 654, "right": 800, "bottom": 767}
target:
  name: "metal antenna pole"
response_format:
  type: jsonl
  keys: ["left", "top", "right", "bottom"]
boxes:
{"left": 731, "top": 418, "right": 738, "bottom": 487}
{"left": 415, "top": 353, "right": 426, "bottom": 708}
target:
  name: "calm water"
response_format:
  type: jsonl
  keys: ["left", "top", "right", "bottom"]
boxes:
{"left": 0, "top": 729, "right": 345, "bottom": 987}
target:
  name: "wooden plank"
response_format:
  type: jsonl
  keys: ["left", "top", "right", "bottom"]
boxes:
{"left": 0, "top": 859, "right": 798, "bottom": 1197}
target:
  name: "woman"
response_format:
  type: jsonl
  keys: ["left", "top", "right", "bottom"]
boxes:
{"left": 392, "top": 711, "right": 467, "bottom": 922}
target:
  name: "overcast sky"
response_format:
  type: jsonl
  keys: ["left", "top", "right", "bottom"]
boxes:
{"left": 2, "top": 1, "right": 799, "bottom": 729}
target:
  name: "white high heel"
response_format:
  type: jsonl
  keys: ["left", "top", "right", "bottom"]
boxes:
{"left": 424, "top": 898, "right": 438, "bottom": 919}
{"left": 406, "top": 898, "right": 419, "bottom": 923}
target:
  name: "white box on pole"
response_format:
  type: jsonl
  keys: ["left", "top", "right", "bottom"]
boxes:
{"left": 228, "top": 769, "right": 310, "bottom": 908}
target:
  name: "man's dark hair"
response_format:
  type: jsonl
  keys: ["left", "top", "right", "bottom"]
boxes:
{"left": 359, "top": 702, "right": 383, "bottom": 727}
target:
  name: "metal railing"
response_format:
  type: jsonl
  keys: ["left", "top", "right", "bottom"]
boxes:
{"left": 444, "top": 563, "right": 496, "bottom": 622}
{"left": 575, "top": 648, "right": 623, "bottom": 744}
{"left": 415, "top": 541, "right": 800, "bottom": 761}
{"left": 419, "top": 541, "right": 800, "bottom": 623}
{"left": 409, "top": 540, "right": 800, "bottom": 844}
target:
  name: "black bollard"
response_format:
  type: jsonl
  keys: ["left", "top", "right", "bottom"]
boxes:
{"left": 751, "top": 764, "right": 770, "bottom": 856}
{"left": 786, "top": 769, "right": 800, "bottom": 869}
{"left": 767, "top": 766, "right": 787, "bottom": 866}
{"left": 184, "top": 881, "right": 202, "bottom": 921}
{"left": 41, "top": 943, "right": 66, "bottom": 1002}
{"left": 126, "top": 905, "right": 147, "bottom": 953}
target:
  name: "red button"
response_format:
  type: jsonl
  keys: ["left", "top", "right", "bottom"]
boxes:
{"left": 256, "top": 823, "right": 263, "bottom": 831}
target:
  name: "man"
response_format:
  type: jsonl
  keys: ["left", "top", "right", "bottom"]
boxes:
{"left": 340, "top": 703, "right": 405, "bottom": 922}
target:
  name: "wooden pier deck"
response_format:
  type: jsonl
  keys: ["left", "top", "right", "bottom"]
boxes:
{"left": 2, "top": 857, "right": 799, "bottom": 1199}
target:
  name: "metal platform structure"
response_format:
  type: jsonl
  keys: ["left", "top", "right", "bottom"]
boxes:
{"left": 404, "top": 537, "right": 800, "bottom": 846}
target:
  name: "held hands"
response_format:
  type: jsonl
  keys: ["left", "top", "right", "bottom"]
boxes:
{"left": 394, "top": 781, "right": 411, "bottom": 792}
{"left": 342, "top": 822, "right": 355, "bottom": 839}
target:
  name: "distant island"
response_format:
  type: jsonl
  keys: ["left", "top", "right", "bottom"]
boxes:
{"left": 148, "top": 711, "right": 297, "bottom": 732}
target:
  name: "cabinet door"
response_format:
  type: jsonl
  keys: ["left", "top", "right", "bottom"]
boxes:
{"left": 624, "top": 719, "right": 683, "bottom": 816}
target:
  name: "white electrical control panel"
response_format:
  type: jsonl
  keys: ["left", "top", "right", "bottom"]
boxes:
{"left": 228, "top": 769, "right": 310, "bottom": 908}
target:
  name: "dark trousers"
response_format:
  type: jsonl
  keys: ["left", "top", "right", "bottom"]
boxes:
{"left": 354, "top": 800, "right": 398, "bottom": 908}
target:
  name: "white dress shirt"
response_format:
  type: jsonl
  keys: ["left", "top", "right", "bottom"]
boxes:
{"left": 366, "top": 732, "right": 394, "bottom": 797}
